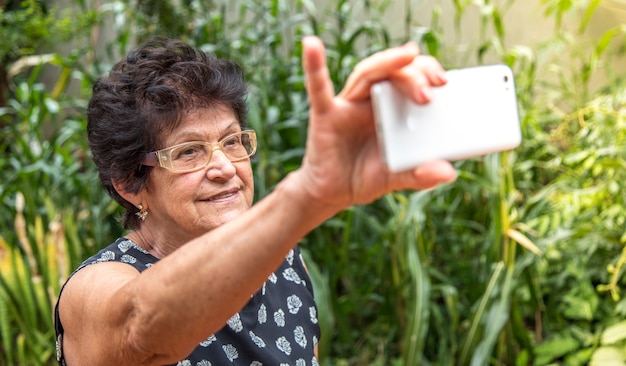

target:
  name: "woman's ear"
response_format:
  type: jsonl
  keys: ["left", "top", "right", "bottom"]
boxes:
{"left": 112, "top": 179, "right": 141, "bottom": 208}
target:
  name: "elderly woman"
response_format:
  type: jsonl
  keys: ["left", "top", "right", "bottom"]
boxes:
{"left": 54, "top": 36, "right": 456, "bottom": 365}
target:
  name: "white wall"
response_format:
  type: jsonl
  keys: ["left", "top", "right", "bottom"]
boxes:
{"left": 362, "top": 0, "right": 625, "bottom": 90}
{"left": 39, "top": 0, "right": 625, "bottom": 94}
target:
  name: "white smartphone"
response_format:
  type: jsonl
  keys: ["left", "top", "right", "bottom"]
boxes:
{"left": 371, "top": 64, "right": 522, "bottom": 172}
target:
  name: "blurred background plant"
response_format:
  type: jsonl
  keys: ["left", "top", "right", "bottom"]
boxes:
{"left": 0, "top": 0, "right": 625, "bottom": 365}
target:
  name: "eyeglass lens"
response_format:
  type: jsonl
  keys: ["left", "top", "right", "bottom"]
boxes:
{"left": 169, "top": 132, "right": 255, "bottom": 171}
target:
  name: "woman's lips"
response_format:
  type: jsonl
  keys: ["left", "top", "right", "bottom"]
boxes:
{"left": 205, "top": 189, "right": 239, "bottom": 202}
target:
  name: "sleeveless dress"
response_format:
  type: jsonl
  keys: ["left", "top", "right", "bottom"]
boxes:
{"left": 54, "top": 238, "right": 321, "bottom": 366}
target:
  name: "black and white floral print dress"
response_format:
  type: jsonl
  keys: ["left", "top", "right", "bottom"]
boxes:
{"left": 55, "top": 238, "right": 321, "bottom": 366}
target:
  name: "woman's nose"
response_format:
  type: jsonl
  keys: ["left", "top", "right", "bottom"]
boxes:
{"left": 205, "top": 149, "right": 237, "bottom": 180}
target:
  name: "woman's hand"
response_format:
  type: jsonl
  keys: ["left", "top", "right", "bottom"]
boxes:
{"left": 294, "top": 36, "right": 457, "bottom": 211}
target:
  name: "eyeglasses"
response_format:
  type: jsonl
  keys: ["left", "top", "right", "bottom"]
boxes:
{"left": 142, "top": 130, "right": 257, "bottom": 173}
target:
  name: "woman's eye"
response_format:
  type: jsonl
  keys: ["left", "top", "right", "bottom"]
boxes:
{"left": 223, "top": 136, "right": 241, "bottom": 147}
{"left": 175, "top": 144, "right": 203, "bottom": 159}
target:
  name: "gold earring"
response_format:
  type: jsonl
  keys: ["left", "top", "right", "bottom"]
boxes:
{"left": 135, "top": 204, "right": 148, "bottom": 221}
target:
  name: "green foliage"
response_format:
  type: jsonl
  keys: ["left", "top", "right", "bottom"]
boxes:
{"left": 0, "top": 33, "right": 124, "bottom": 366}
{"left": 0, "top": 0, "right": 58, "bottom": 64}
{"left": 0, "top": 0, "right": 625, "bottom": 365}
{"left": 0, "top": 0, "right": 99, "bottom": 64}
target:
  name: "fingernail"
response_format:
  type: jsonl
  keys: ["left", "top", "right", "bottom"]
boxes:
{"left": 401, "top": 42, "right": 419, "bottom": 53}
{"left": 437, "top": 69, "right": 448, "bottom": 83}
{"left": 419, "top": 87, "right": 433, "bottom": 103}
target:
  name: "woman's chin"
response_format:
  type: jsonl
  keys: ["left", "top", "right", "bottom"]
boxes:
{"left": 196, "top": 207, "right": 249, "bottom": 231}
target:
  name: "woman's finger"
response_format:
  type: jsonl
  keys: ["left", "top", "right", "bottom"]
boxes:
{"left": 338, "top": 42, "right": 420, "bottom": 101}
{"left": 302, "top": 36, "right": 335, "bottom": 115}
{"left": 390, "top": 160, "right": 457, "bottom": 191}
{"left": 390, "top": 55, "right": 447, "bottom": 104}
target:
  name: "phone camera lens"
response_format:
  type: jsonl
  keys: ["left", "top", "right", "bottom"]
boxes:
{"left": 504, "top": 75, "right": 509, "bottom": 83}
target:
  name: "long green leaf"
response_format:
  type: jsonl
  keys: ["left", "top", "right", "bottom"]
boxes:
{"left": 470, "top": 266, "right": 514, "bottom": 366}
{"left": 0, "top": 286, "right": 15, "bottom": 366}
{"left": 403, "top": 229, "right": 430, "bottom": 366}
{"left": 459, "top": 262, "right": 505, "bottom": 365}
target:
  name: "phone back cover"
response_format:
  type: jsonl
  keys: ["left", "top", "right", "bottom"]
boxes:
{"left": 372, "top": 64, "right": 522, "bottom": 172}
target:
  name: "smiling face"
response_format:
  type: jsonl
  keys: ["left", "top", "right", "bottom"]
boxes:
{"left": 136, "top": 105, "right": 254, "bottom": 249}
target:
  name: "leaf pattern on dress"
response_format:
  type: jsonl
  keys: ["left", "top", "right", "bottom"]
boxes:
{"left": 274, "top": 309, "right": 286, "bottom": 327}
{"left": 287, "top": 295, "right": 302, "bottom": 315}
{"left": 199, "top": 335, "right": 217, "bottom": 347}
{"left": 176, "top": 360, "right": 191, "bottom": 366}
{"left": 309, "top": 306, "right": 318, "bottom": 324}
{"left": 121, "top": 254, "right": 136, "bottom": 264}
{"left": 294, "top": 326, "right": 307, "bottom": 348}
{"left": 286, "top": 249, "right": 294, "bottom": 265}
{"left": 132, "top": 242, "right": 150, "bottom": 254}
{"left": 296, "top": 359, "right": 306, "bottom": 366}
{"left": 196, "top": 360, "right": 211, "bottom": 366}
{"left": 118, "top": 240, "right": 132, "bottom": 253}
{"left": 97, "top": 251, "right": 115, "bottom": 262}
{"left": 268, "top": 272, "right": 278, "bottom": 284}
{"left": 222, "top": 344, "right": 239, "bottom": 362}
{"left": 258, "top": 303, "right": 267, "bottom": 324}
{"left": 283, "top": 268, "right": 302, "bottom": 285}
{"left": 276, "top": 336, "right": 292, "bottom": 355}
{"left": 249, "top": 330, "right": 266, "bottom": 348}
{"left": 312, "top": 356, "right": 320, "bottom": 366}
{"left": 117, "top": 239, "right": 150, "bottom": 254}
{"left": 227, "top": 313, "right": 243, "bottom": 333}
